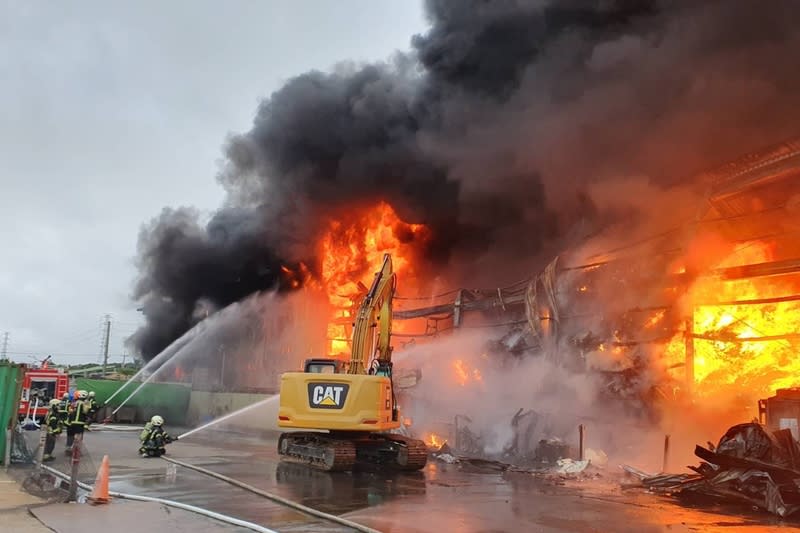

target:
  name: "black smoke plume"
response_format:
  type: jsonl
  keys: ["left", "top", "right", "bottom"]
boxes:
{"left": 130, "top": 0, "right": 800, "bottom": 359}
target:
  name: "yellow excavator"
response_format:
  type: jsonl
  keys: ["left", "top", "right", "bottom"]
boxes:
{"left": 277, "top": 253, "right": 428, "bottom": 471}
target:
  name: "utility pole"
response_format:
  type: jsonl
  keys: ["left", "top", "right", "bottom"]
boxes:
{"left": 101, "top": 315, "right": 111, "bottom": 377}
{"left": 1, "top": 332, "right": 8, "bottom": 360}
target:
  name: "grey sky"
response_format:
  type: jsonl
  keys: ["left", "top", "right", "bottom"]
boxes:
{"left": 0, "top": 1, "right": 426, "bottom": 365}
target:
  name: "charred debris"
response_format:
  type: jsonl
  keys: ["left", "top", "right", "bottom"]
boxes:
{"left": 625, "top": 420, "right": 800, "bottom": 518}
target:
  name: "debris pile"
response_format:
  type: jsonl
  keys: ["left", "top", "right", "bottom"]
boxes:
{"left": 555, "top": 458, "right": 590, "bottom": 474}
{"left": 430, "top": 443, "right": 459, "bottom": 464}
{"left": 429, "top": 436, "right": 605, "bottom": 484}
{"left": 533, "top": 438, "right": 571, "bottom": 465}
{"left": 625, "top": 423, "right": 800, "bottom": 517}
{"left": 423, "top": 408, "right": 610, "bottom": 485}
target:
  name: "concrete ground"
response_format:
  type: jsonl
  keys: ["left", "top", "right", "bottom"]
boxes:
{"left": 8, "top": 425, "right": 799, "bottom": 532}
{"left": 0, "top": 469, "right": 51, "bottom": 532}
{"left": 30, "top": 500, "right": 255, "bottom": 533}
{"left": 3, "top": 460, "right": 259, "bottom": 533}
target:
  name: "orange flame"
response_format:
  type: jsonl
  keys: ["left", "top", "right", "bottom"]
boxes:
{"left": 664, "top": 241, "right": 800, "bottom": 398}
{"left": 424, "top": 433, "right": 445, "bottom": 448}
{"left": 319, "top": 202, "right": 429, "bottom": 355}
{"left": 645, "top": 310, "right": 666, "bottom": 329}
{"left": 280, "top": 262, "right": 313, "bottom": 290}
{"left": 453, "top": 359, "right": 484, "bottom": 387}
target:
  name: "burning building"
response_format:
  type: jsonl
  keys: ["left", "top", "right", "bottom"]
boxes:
{"left": 561, "top": 139, "right": 800, "bottom": 406}
{"left": 383, "top": 140, "right": 800, "bottom": 460}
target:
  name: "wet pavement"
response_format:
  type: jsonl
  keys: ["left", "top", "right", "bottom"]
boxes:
{"left": 30, "top": 500, "right": 257, "bottom": 533}
{"left": 17, "top": 426, "right": 800, "bottom": 532}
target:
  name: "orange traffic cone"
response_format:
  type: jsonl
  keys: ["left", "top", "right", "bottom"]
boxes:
{"left": 88, "top": 454, "right": 111, "bottom": 505}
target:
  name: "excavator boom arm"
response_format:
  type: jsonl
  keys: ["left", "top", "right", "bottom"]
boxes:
{"left": 348, "top": 254, "right": 395, "bottom": 375}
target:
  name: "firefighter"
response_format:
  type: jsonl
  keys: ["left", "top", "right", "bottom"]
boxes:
{"left": 58, "top": 392, "right": 71, "bottom": 425}
{"left": 64, "top": 390, "right": 89, "bottom": 454}
{"left": 86, "top": 391, "right": 100, "bottom": 424}
{"left": 42, "top": 399, "right": 62, "bottom": 462}
{"left": 139, "top": 415, "right": 177, "bottom": 458}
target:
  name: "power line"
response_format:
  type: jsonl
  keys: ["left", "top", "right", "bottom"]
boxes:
{"left": 585, "top": 226, "right": 685, "bottom": 260}
{"left": 11, "top": 332, "right": 102, "bottom": 354}
{"left": 58, "top": 325, "right": 104, "bottom": 344}
{"left": 3, "top": 351, "right": 130, "bottom": 358}
{"left": 12, "top": 326, "right": 105, "bottom": 355}
{"left": 4, "top": 315, "right": 138, "bottom": 362}
{"left": 57, "top": 331, "right": 103, "bottom": 348}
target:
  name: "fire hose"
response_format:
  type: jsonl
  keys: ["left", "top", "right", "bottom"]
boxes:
{"left": 37, "top": 462, "right": 277, "bottom": 533}
{"left": 160, "top": 456, "right": 382, "bottom": 533}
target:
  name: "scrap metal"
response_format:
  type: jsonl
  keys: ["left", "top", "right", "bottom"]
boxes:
{"left": 625, "top": 422, "right": 800, "bottom": 517}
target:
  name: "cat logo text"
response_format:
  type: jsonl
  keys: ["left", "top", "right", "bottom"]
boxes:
{"left": 307, "top": 383, "right": 350, "bottom": 409}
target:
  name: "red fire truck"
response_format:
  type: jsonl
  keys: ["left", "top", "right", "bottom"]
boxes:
{"left": 18, "top": 357, "right": 70, "bottom": 422}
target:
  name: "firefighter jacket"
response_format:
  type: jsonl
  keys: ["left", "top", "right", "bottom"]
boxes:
{"left": 87, "top": 398, "right": 99, "bottom": 417}
{"left": 67, "top": 400, "right": 90, "bottom": 428}
{"left": 45, "top": 407, "right": 62, "bottom": 435}
{"left": 58, "top": 400, "right": 70, "bottom": 422}
{"left": 140, "top": 423, "right": 173, "bottom": 445}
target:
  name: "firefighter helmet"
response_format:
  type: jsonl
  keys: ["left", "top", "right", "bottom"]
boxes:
{"left": 88, "top": 391, "right": 96, "bottom": 398}
{"left": 76, "top": 390, "right": 88, "bottom": 399}
{"left": 49, "top": 398, "right": 61, "bottom": 407}
{"left": 150, "top": 415, "right": 164, "bottom": 427}
{"left": 62, "top": 393, "right": 69, "bottom": 400}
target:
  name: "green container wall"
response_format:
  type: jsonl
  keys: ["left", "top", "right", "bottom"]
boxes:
{"left": 0, "top": 363, "right": 24, "bottom": 464}
{"left": 186, "top": 391, "right": 270, "bottom": 425}
{"left": 75, "top": 378, "right": 190, "bottom": 425}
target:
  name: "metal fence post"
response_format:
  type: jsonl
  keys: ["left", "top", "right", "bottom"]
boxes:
{"left": 68, "top": 433, "right": 83, "bottom": 501}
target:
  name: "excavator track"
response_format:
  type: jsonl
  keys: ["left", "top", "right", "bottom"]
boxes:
{"left": 278, "top": 432, "right": 428, "bottom": 472}
{"left": 380, "top": 434, "right": 428, "bottom": 471}
{"left": 278, "top": 432, "right": 356, "bottom": 472}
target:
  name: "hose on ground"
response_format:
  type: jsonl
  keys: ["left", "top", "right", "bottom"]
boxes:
{"left": 37, "top": 462, "right": 277, "bottom": 533}
{"left": 161, "top": 456, "right": 381, "bottom": 533}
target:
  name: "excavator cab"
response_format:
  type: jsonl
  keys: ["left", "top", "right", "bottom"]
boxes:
{"left": 303, "top": 358, "right": 344, "bottom": 374}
